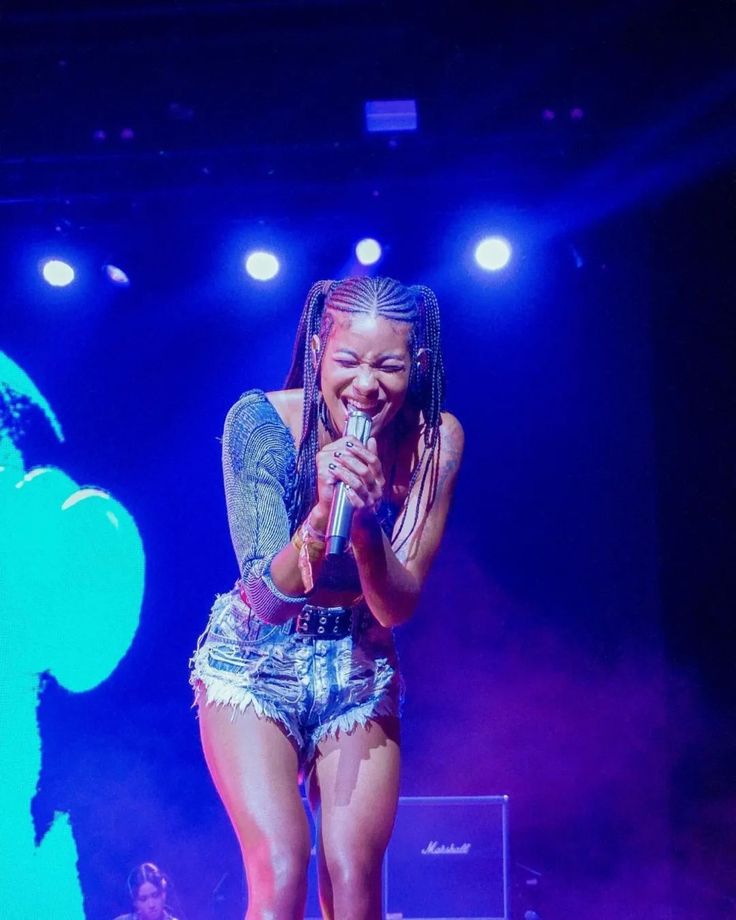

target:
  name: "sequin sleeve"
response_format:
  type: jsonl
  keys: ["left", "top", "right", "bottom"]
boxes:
{"left": 222, "top": 390, "right": 307, "bottom": 623}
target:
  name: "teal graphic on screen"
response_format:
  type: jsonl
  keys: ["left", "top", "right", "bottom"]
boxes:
{"left": 0, "top": 352, "right": 145, "bottom": 916}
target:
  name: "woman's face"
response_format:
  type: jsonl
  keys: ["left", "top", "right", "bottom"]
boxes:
{"left": 319, "top": 311, "right": 412, "bottom": 438}
{"left": 134, "top": 881, "right": 165, "bottom": 920}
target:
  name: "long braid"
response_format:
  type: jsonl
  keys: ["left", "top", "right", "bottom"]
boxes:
{"left": 392, "top": 284, "right": 445, "bottom": 553}
{"left": 284, "top": 280, "right": 334, "bottom": 531}
{"left": 285, "top": 277, "right": 447, "bottom": 547}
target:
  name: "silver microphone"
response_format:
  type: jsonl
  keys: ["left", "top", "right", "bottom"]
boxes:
{"left": 325, "top": 409, "right": 373, "bottom": 555}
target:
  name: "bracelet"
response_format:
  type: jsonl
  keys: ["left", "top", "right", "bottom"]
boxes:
{"left": 292, "top": 518, "right": 326, "bottom": 593}
{"left": 291, "top": 528, "right": 325, "bottom": 560}
{"left": 303, "top": 513, "right": 326, "bottom": 542}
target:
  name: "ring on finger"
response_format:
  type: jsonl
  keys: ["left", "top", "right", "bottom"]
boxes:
{"left": 334, "top": 450, "right": 342, "bottom": 458}
{"left": 328, "top": 462, "right": 337, "bottom": 471}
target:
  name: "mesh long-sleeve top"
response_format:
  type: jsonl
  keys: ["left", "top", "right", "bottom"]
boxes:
{"left": 222, "top": 389, "right": 308, "bottom": 624}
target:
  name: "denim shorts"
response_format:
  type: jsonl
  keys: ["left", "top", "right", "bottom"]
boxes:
{"left": 190, "top": 588, "right": 402, "bottom": 765}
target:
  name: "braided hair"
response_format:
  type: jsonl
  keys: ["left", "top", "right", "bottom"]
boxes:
{"left": 284, "top": 277, "right": 445, "bottom": 547}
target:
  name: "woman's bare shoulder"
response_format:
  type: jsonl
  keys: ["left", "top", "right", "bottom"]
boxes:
{"left": 437, "top": 411, "right": 464, "bottom": 487}
{"left": 439, "top": 410, "right": 464, "bottom": 443}
{"left": 264, "top": 388, "right": 304, "bottom": 442}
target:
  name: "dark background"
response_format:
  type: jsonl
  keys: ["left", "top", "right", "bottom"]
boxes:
{"left": 2, "top": 2, "right": 735, "bottom": 918}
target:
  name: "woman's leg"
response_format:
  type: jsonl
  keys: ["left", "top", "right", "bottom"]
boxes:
{"left": 198, "top": 698, "right": 311, "bottom": 920}
{"left": 310, "top": 716, "right": 400, "bottom": 920}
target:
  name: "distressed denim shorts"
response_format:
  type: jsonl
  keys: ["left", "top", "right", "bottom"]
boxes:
{"left": 190, "top": 588, "right": 402, "bottom": 765}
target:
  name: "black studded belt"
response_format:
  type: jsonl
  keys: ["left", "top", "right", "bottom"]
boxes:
{"left": 290, "top": 604, "right": 361, "bottom": 640}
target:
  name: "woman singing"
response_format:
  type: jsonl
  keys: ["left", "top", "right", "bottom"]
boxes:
{"left": 191, "top": 277, "right": 463, "bottom": 919}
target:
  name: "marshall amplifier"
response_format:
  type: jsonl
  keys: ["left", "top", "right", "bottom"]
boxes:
{"left": 384, "top": 795, "right": 509, "bottom": 920}
{"left": 304, "top": 795, "right": 509, "bottom": 920}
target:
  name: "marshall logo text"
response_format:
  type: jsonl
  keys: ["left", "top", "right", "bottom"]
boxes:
{"left": 420, "top": 841, "right": 472, "bottom": 855}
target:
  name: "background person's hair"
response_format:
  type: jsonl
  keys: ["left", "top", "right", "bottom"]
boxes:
{"left": 284, "top": 276, "right": 446, "bottom": 546}
{"left": 127, "top": 862, "right": 168, "bottom": 901}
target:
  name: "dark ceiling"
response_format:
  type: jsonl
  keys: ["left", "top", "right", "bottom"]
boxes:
{"left": 2, "top": 0, "right": 734, "bottom": 209}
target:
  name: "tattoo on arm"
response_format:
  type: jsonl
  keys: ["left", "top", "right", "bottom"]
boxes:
{"left": 437, "top": 423, "right": 463, "bottom": 491}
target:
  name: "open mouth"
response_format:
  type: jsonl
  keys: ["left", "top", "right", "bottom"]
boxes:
{"left": 342, "top": 397, "right": 381, "bottom": 417}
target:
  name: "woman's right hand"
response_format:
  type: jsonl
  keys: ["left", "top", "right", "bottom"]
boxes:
{"left": 313, "top": 435, "right": 385, "bottom": 528}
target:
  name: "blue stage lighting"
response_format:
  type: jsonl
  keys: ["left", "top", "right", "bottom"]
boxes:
{"left": 474, "top": 237, "right": 512, "bottom": 272}
{"left": 245, "top": 251, "right": 280, "bottom": 281}
{"left": 365, "top": 100, "right": 418, "bottom": 133}
{"left": 41, "top": 259, "right": 75, "bottom": 287}
{"left": 103, "top": 264, "right": 130, "bottom": 286}
{"left": 355, "top": 238, "right": 382, "bottom": 266}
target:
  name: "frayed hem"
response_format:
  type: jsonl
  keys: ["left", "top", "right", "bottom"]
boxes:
{"left": 192, "top": 674, "right": 301, "bottom": 746}
{"left": 310, "top": 693, "right": 399, "bottom": 750}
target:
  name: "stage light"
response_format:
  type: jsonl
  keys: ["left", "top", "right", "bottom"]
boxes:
{"left": 103, "top": 264, "right": 130, "bottom": 286}
{"left": 245, "top": 251, "right": 280, "bottom": 281}
{"left": 41, "top": 259, "right": 75, "bottom": 287}
{"left": 365, "top": 100, "right": 418, "bottom": 133}
{"left": 474, "top": 237, "right": 512, "bottom": 272}
{"left": 355, "top": 238, "right": 382, "bottom": 266}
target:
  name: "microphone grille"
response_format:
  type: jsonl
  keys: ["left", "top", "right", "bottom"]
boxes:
{"left": 345, "top": 410, "right": 372, "bottom": 443}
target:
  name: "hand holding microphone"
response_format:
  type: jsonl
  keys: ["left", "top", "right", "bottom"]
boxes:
{"left": 326, "top": 409, "right": 373, "bottom": 555}
{"left": 316, "top": 409, "right": 383, "bottom": 555}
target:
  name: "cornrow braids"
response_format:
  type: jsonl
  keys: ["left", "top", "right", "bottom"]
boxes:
{"left": 326, "top": 276, "right": 419, "bottom": 321}
{"left": 284, "top": 277, "right": 447, "bottom": 547}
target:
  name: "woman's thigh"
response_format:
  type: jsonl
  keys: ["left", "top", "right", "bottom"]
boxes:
{"left": 198, "top": 697, "right": 310, "bottom": 866}
{"left": 312, "top": 716, "right": 401, "bottom": 866}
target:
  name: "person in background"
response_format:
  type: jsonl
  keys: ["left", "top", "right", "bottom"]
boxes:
{"left": 113, "top": 862, "right": 181, "bottom": 920}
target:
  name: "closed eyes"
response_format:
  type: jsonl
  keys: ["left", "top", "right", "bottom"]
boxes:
{"left": 334, "top": 358, "right": 405, "bottom": 373}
